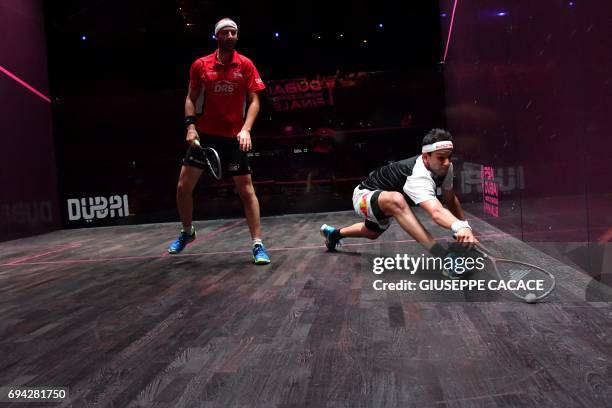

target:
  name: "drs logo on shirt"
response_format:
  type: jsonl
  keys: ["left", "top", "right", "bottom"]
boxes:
{"left": 214, "top": 80, "right": 237, "bottom": 93}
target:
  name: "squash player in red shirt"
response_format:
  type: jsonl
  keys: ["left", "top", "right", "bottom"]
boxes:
{"left": 168, "top": 18, "right": 271, "bottom": 264}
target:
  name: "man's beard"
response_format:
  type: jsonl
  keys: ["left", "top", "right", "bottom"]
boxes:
{"left": 219, "top": 39, "right": 236, "bottom": 51}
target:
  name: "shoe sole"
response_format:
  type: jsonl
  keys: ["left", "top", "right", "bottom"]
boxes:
{"left": 253, "top": 254, "right": 271, "bottom": 265}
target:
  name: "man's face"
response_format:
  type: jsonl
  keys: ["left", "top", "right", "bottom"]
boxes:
{"left": 217, "top": 28, "right": 237, "bottom": 50}
{"left": 423, "top": 149, "right": 453, "bottom": 176}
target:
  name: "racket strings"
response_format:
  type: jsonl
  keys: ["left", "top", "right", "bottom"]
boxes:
{"left": 494, "top": 259, "right": 555, "bottom": 300}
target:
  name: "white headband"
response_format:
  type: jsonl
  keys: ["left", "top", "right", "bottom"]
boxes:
{"left": 422, "top": 141, "right": 454, "bottom": 153}
{"left": 214, "top": 18, "right": 238, "bottom": 35}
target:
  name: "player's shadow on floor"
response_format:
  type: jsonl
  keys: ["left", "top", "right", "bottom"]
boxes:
{"left": 329, "top": 249, "right": 362, "bottom": 257}
{"left": 447, "top": 243, "right": 505, "bottom": 302}
{"left": 585, "top": 275, "right": 612, "bottom": 301}
{"left": 167, "top": 255, "right": 261, "bottom": 270}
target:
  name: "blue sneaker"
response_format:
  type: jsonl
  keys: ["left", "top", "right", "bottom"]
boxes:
{"left": 253, "top": 243, "right": 271, "bottom": 265}
{"left": 320, "top": 224, "right": 342, "bottom": 251}
{"left": 441, "top": 251, "right": 465, "bottom": 279}
{"left": 167, "top": 226, "right": 196, "bottom": 254}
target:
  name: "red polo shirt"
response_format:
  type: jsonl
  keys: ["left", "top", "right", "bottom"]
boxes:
{"left": 189, "top": 50, "right": 266, "bottom": 138}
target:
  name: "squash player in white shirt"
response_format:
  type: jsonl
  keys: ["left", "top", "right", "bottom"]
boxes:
{"left": 320, "top": 129, "right": 478, "bottom": 278}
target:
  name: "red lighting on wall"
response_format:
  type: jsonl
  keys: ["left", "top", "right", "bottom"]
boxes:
{"left": 0, "top": 64, "right": 51, "bottom": 103}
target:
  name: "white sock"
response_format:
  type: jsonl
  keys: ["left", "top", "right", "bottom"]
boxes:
{"left": 252, "top": 238, "right": 263, "bottom": 247}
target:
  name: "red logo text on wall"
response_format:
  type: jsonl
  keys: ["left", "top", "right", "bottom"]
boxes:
{"left": 481, "top": 166, "right": 499, "bottom": 218}
{"left": 266, "top": 76, "right": 335, "bottom": 111}
{"left": 265, "top": 72, "right": 367, "bottom": 112}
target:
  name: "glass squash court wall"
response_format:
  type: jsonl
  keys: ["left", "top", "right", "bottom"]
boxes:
{"left": 0, "top": 0, "right": 60, "bottom": 241}
{"left": 440, "top": 0, "right": 612, "bottom": 281}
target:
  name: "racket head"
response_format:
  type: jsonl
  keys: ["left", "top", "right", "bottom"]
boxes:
{"left": 474, "top": 244, "right": 556, "bottom": 302}
{"left": 491, "top": 258, "right": 556, "bottom": 302}
{"left": 203, "top": 147, "right": 222, "bottom": 180}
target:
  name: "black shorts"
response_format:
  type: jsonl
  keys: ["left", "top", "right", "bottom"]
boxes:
{"left": 183, "top": 133, "right": 252, "bottom": 177}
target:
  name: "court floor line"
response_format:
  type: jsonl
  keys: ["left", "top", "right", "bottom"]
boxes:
{"left": 161, "top": 219, "right": 244, "bottom": 257}
{"left": 0, "top": 231, "right": 513, "bottom": 268}
{"left": 2, "top": 241, "right": 88, "bottom": 266}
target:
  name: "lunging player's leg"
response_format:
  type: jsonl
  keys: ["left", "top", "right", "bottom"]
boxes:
{"left": 321, "top": 192, "right": 437, "bottom": 252}
{"left": 337, "top": 222, "right": 381, "bottom": 240}
{"left": 376, "top": 192, "right": 437, "bottom": 250}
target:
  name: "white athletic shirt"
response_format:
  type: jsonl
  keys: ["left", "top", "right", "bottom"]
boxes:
{"left": 359, "top": 155, "right": 453, "bottom": 206}
{"left": 402, "top": 155, "right": 453, "bottom": 204}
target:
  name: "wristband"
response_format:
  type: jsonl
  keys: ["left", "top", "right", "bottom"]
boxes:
{"left": 185, "top": 116, "right": 197, "bottom": 127}
{"left": 451, "top": 220, "right": 471, "bottom": 234}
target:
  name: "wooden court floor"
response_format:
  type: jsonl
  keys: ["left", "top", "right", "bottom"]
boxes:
{"left": 1, "top": 211, "right": 611, "bottom": 407}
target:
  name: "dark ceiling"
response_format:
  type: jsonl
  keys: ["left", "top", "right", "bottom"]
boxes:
{"left": 44, "top": 0, "right": 443, "bottom": 96}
